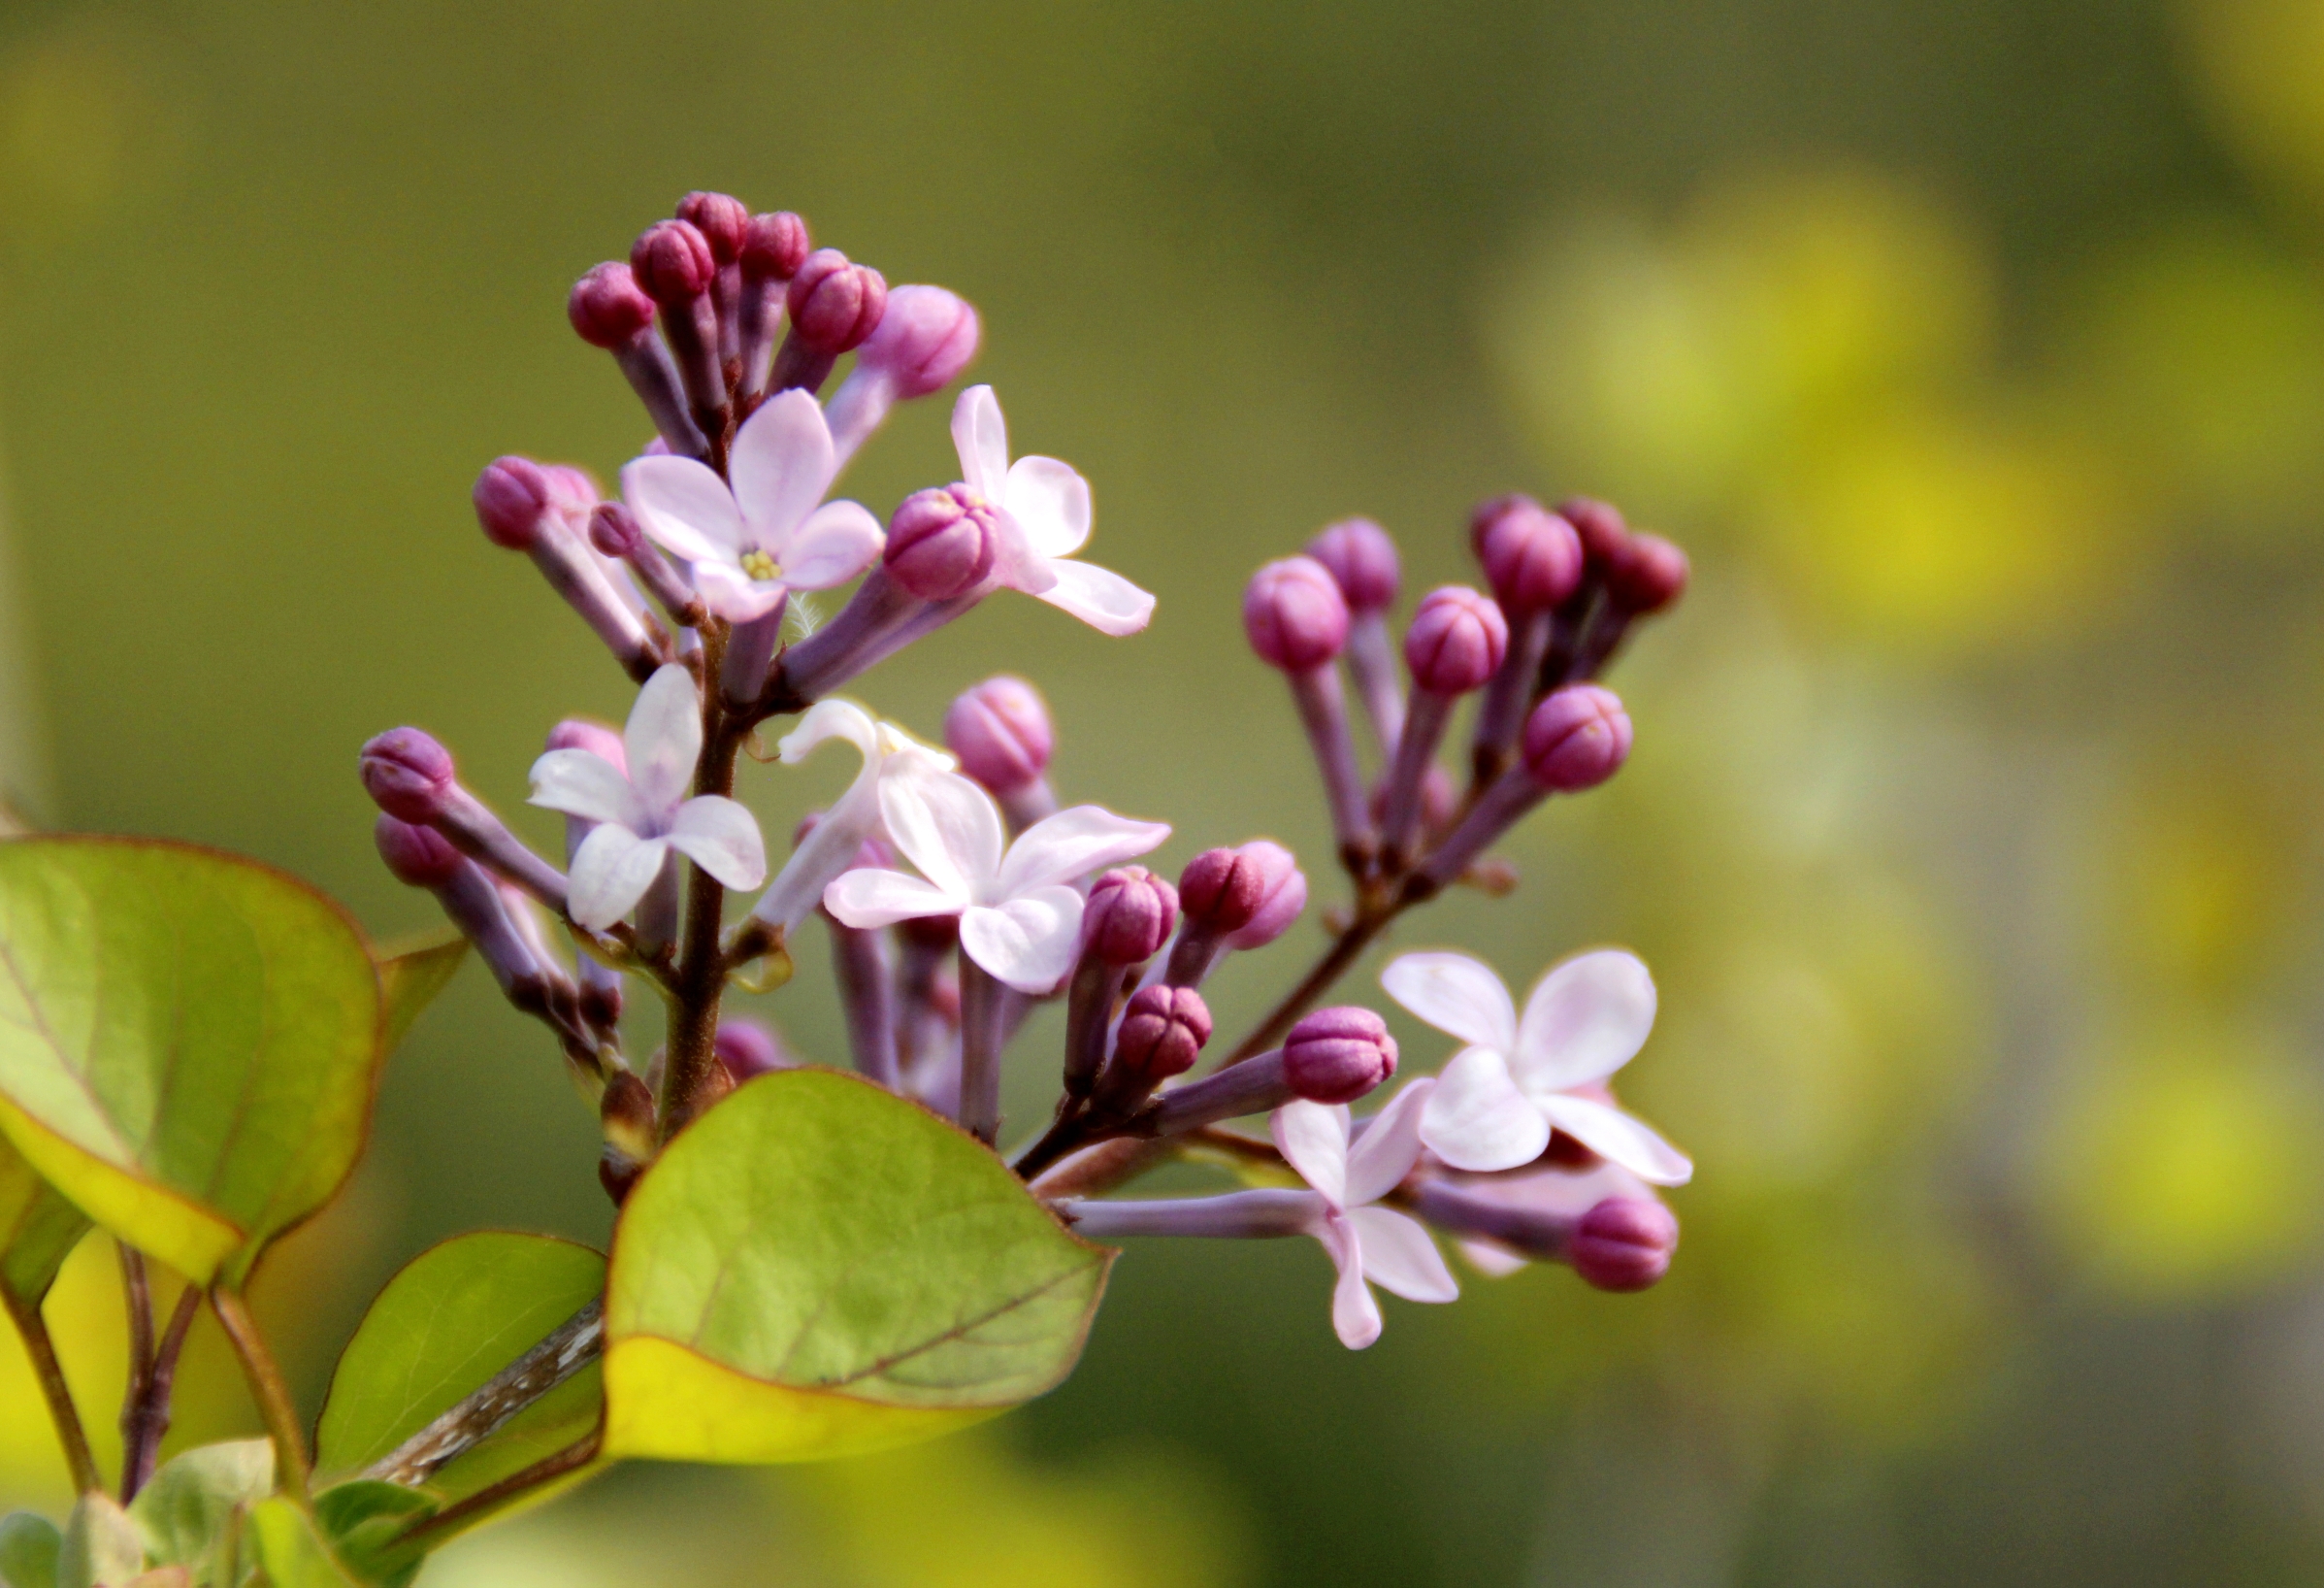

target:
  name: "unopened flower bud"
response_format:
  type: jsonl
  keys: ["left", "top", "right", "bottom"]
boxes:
{"left": 473, "top": 456, "right": 555, "bottom": 550}
{"left": 714, "top": 1019, "right": 788, "bottom": 1082}
{"left": 1607, "top": 532, "right": 1688, "bottom": 614}
{"left": 741, "top": 212, "right": 810, "bottom": 281}
{"left": 1282, "top": 1007, "right": 1396, "bottom": 1104}
{"left": 1177, "top": 847, "right": 1264, "bottom": 934}
{"left": 361, "top": 728, "right": 456, "bottom": 823}
{"left": 1113, "top": 985, "right": 1212, "bottom": 1083}
{"left": 1243, "top": 556, "right": 1350, "bottom": 672}
{"left": 1569, "top": 1197, "right": 1678, "bottom": 1292}
{"left": 1472, "top": 495, "right": 1584, "bottom": 613}
{"left": 786, "top": 249, "right": 888, "bottom": 354}
{"left": 1522, "top": 685, "right": 1631, "bottom": 793}
{"left": 630, "top": 219, "right": 716, "bottom": 306}
{"left": 1084, "top": 867, "right": 1178, "bottom": 964}
{"left": 857, "top": 284, "right": 981, "bottom": 398}
{"left": 1221, "top": 842, "right": 1306, "bottom": 949}
{"left": 567, "top": 262, "right": 657, "bottom": 349}
{"left": 544, "top": 717, "right": 625, "bottom": 770}
{"left": 675, "top": 191, "right": 747, "bottom": 264}
{"left": 374, "top": 814, "right": 463, "bottom": 888}
{"left": 886, "top": 485, "right": 998, "bottom": 600}
{"left": 1404, "top": 585, "right": 1509, "bottom": 696}
{"left": 1559, "top": 496, "right": 1630, "bottom": 571}
{"left": 586, "top": 501, "right": 643, "bottom": 558}
{"left": 1305, "top": 517, "right": 1399, "bottom": 613}
{"left": 944, "top": 677, "right": 1053, "bottom": 795}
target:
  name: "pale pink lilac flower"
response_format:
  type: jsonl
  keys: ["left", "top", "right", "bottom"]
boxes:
{"left": 823, "top": 767, "right": 1168, "bottom": 994}
{"left": 1380, "top": 948, "right": 1690, "bottom": 1184}
{"left": 748, "top": 699, "right": 954, "bottom": 932}
{"left": 619, "top": 388, "right": 882, "bottom": 623}
{"left": 528, "top": 664, "right": 768, "bottom": 930}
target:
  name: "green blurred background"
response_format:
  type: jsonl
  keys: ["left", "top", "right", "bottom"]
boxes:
{"left": 5, "top": 0, "right": 2324, "bottom": 1581}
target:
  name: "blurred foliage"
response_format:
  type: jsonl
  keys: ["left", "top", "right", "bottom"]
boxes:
{"left": 1, "top": 0, "right": 2323, "bottom": 1582}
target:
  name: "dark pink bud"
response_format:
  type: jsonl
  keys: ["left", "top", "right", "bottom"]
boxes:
{"left": 361, "top": 728, "right": 456, "bottom": 823}
{"left": 886, "top": 484, "right": 998, "bottom": 600}
{"left": 1473, "top": 496, "right": 1584, "bottom": 612}
{"left": 1177, "top": 847, "right": 1263, "bottom": 934}
{"left": 740, "top": 211, "right": 810, "bottom": 280}
{"left": 630, "top": 219, "right": 716, "bottom": 305}
{"left": 1114, "top": 985, "right": 1212, "bottom": 1082}
{"left": 1242, "top": 556, "right": 1350, "bottom": 672}
{"left": 944, "top": 677, "right": 1053, "bottom": 794}
{"left": 374, "top": 814, "right": 462, "bottom": 888}
{"left": 714, "top": 1019, "right": 788, "bottom": 1082}
{"left": 473, "top": 456, "right": 554, "bottom": 550}
{"left": 1221, "top": 841, "right": 1306, "bottom": 949}
{"left": 587, "top": 502, "right": 644, "bottom": 558}
{"left": 1283, "top": 1007, "right": 1396, "bottom": 1104}
{"left": 786, "top": 249, "right": 888, "bottom": 354}
{"left": 1403, "top": 585, "right": 1509, "bottom": 695}
{"left": 1607, "top": 532, "right": 1688, "bottom": 614}
{"left": 567, "top": 262, "right": 657, "bottom": 349}
{"left": 1559, "top": 496, "right": 1630, "bottom": 572}
{"left": 1570, "top": 1197, "right": 1678, "bottom": 1292}
{"left": 1084, "top": 867, "right": 1179, "bottom": 964}
{"left": 1522, "top": 685, "right": 1632, "bottom": 792}
{"left": 856, "top": 284, "right": 981, "bottom": 398}
{"left": 675, "top": 191, "right": 747, "bottom": 263}
{"left": 545, "top": 717, "right": 625, "bottom": 770}
{"left": 1305, "top": 517, "right": 1399, "bottom": 612}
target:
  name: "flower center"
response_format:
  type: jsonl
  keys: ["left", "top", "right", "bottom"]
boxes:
{"left": 738, "top": 547, "right": 780, "bottom": 582}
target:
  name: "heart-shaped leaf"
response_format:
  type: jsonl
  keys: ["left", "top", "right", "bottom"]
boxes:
{"left": 0, "top": 838, "right": 382, "bottom": 1285}
{"left": 316, "top": 1232, "right": 604, "bottom": 1503}
{"left": 241, "top": 1498, "right": 358, "bottom": 1587}
{"left": 603, "top": 1069, "right": 1111, "bottom": 1465}
{"left": 56, "top": 1493, "right": 143, "bottom": 1588}
{"left": 0, "top": 1136, "right": 86, "bottom": 1312}
{"left": 311, "top": 1483, "right": 434, "bottom": 1588}
{"left": 375, "top": 935, "right": 466, "bottom": 1057}
{"left": 0, "top": 1513, "right": 60, "bottom": 1588}
{"left": 127, "top": 1438, "right": 272, "bottom": 1579}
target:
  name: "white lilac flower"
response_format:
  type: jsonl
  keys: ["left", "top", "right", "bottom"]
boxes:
{"left": 1380, "top": 948, "right": 1691, "bottom": 1184}
{"left": 949, "top": 384, "right": 1155, "bottom": 637}
{"left": 822, "top": 766, "right": 1167, "bottom": 994}
{"left": 1271, "top": 1081, "right": 1459, "bottom": 1348}
{"left": 748, "top": 699, "right": 955, "bottom": 932}
{"left": 619, "top": 388, "right": 883, "bottom": 623}
{"left": 527, "top": 664, "right": 767, "bottom": 930}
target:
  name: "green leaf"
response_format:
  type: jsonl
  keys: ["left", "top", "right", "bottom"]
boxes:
{"left": 0, "top": 1513, "right": 61, "bottom": 1588}
{"left": 0, "top": 1135, "right": 87, "bottom": 1311}
{"left": 315, "top": 1232, "right": 605, "bottom": 1505}
{"left": 242, "top": 1499, "right": 357, "bottom": 1588}
{"left": 0, "top": 838, "right": 383, "bottom": 1285}
{"left": 311, "top": 1484, "right": 432, "bottom": 1588}
{"left": 55, "top": 1492, "right": 143, "bottom": 1588}
{"left": 602, "top": 1069, "right": 1112, "bottom": 1465}
{"left": 374, "top": 935, "right": 466, "bottom": 1057}
{"left": 128, "top": 1439, "right": 272, "bottom": 1578}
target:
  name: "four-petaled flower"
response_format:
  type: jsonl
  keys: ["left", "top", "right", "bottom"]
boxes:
{"left": 1381, "top": 948, "right": 1691, "bottom": 1183}
{"left": 750, "top": 698, "right": 955, "bottom": 932}
{"left": 620, "top": 388, "right": 884, "bottom": 621}
{"left": 1271, "top": 1081, "right": 1459, "bottom": 1349}
{"left": 949, "top": 384, "right": 1155, "bottom": 636}
{"left": 528, "top": 664, "right": 768, "bottom": 929}
{"left": 823, "top": 766, "right": 1167, "bottom": 993}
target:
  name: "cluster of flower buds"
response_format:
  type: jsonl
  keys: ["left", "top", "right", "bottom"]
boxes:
{"left": 363, "top": 191, "right": 1693, "bottom": 1365}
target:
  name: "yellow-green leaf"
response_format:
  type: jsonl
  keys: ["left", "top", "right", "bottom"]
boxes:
{"left": 315, "top": 1233, "right": 604, "bottom": 1505}
{"left": 243, "top": 1498, "right": 358, "bottom": 1588}
{"left": 0, "top": 838, "right": 382, "bottom": 1285}
{"left": 603, "top": 1069, "right": 1111, "bottom": 1465}
{"left": 0, "top": 1512, "right": 60, "bottom": 1588}
{"left": 56, "top": 1493, "right": 142, "bottom": 1588}
{"left": 375, "top": 934, "right": 466, "bottom": 1057}
{"left": 127, "top": 1438, "right": 272, "bottom": 1580}
{"left": 0, "top": 1136, "right": 86, "bottom": 1312}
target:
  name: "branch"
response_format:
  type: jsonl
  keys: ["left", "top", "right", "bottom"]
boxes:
{"left": 363, "top": 1299, "right": 603, "bottom": 1487}
{"left": 211, "top": 1285, "right": 311, "bottom": 1497}
{"left": 2, "top": 1287, "right": 100, "bottom": 1495}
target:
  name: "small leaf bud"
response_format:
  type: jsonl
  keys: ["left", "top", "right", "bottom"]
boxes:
{"left": 473, "top": 456, "right": 555, "bottom": 550}
{"left": 1243, "top": 556, "right": 1350, "bottom": 672}
{"left": 1471, "top": 495, "right": 1583, "bottom": 613}
{"left": 713, "top": 1019, "right": 788, "bottom": 1082}
{"left": 567, "top": 262, "right": 657, "bottom": 349}
{"left": 374, "top": 814, "right": 463, "bottom": 889}
{"left": 1084, "top": 867, "right": 1179, "bottom": 964}
{"left": 361, "top": 728, "right": 456, "bottom": 824}
{"left": 886, "top": 485, "right": 998, "bottom": 600}
{"left": 1113, "top": 985, "right": 1212, "bottom": 1083}
{"left": 675, "top": 191, "right": 747, "bottom": 264}
{"left": 630, "top": 219, "right": 716, "bottom": 306}
{"left": 943, "top": 677, "right": 1053, "bottom": 795}
{"left": 856, "top": 284, "right": 981, "bottom": 398}
{"left": 1521, "top": 685, "right": 1632, "bottom": 793}
{"left": 1305, "top": 517, "right": 1399, "bottom": 613}
{"left": 600, "top": 1071, "right": 657, "bottom": 1164}
{"left": 1569, "top": 1197, "right": 1679, "bottom": 1292}
{"left": 1176, "top": 846, "right": 1264, "bottom": 934}
{"left": 1283, "top": 1007, "right": 1397, "bottom": 1104}
{"left": 741, "top": 211, "right": 810, "bottom": 281}
{"left": 786, "top": 248, "right": 888, "bottom": 354}
{"left": 1403, "top": 585, "right": 1509, "bottom": 696}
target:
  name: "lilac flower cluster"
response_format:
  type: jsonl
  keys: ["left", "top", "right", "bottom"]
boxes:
{"left": 360, "top": 192, "right": 1691, "bottom": 1354}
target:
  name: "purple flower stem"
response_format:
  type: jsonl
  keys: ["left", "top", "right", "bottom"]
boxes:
{"left": 1288, "top": 665, "right": 1375, "bottom": 872}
